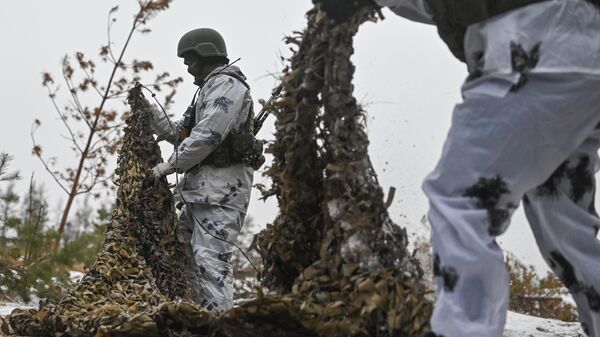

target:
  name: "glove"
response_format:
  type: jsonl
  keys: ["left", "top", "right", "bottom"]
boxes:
{"left": 315, "top": 0, "right": 378, "bottom": 23}
{"left": 151, "top": 162, "right": 176, "bottom": 179}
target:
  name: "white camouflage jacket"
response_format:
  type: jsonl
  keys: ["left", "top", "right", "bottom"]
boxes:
{"left": 377, "top": 0, "right": 600, "bottom": 96}
{"left": 149, "top": 65, "right": 254, "bottom": 214}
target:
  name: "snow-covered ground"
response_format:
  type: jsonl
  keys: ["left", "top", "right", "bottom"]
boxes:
{"left": 0, "top": 300, "right": 584, "bottom": 336}
{"left": 505, "top": 311, "right": 584, "bottom": 337}
{"left": 0, "top": 302, "right": 35, "bottom": 317}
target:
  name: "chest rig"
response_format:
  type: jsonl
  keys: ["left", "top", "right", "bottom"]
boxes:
{"left": 179, "top": 72, "right": 265, "bottom": 171}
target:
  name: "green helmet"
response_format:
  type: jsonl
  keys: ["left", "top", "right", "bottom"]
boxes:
{"left": 177, "top": 28, "right": 228, "bottom": 58}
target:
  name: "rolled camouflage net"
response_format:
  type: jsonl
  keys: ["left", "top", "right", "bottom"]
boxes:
{"left": 6, "top": 4, "right": 433, "bottom": 337}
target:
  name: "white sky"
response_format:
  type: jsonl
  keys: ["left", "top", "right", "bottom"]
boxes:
{"left": 2, "top": 0, "right": 594, "bottom": 275}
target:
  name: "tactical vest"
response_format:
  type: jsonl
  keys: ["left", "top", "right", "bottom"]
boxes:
{"left": 425, "top": 0, "right": 549, "bottom": 61}
{"left": 202, "top": 99, "right": 265, "bottom": 170}
{"left": 190, "top": 70, "right": 265, "bottom": 170}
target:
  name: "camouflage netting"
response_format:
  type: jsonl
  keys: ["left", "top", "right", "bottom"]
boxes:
{"left": 5, "top": 85, "right": 214, "bottom": 336}
{"left": 5, "top": 4, "right": 433, "bottom": 337}
{"left": 254, "top": 6, "right": 433, "bottom": 336}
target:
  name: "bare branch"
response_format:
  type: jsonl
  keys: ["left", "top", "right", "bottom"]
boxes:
{"left": 108, "top": 122, "right": 126, "bottom": 130}
{"left": 76, "top": 172, "right": 100, "bottom": 195}
{"left": 30, "top": 124, "right": 69, "bottom": 194}
{"left": 62, "top": 58, "right": 94, "bottom": 131}
{"left": 76, "top": 176, "right": 113, "bottom": 195}
{"left": 77, "top": 164, "right": 94, "bottom": 191}
{"left": 81, "top": 66, "right": 104, "bottom": 99}
{"left": 106, "top": 79, "right": 181, "bottom": 99}
{"left": 66, "top": 100, "right": 92, "bottom": 129}
{"left": 88, "top": 126, "right": 122, "bottom": 151}
{"left": 64, "top": 80, "right": 85, "bottom": 118}
{"left": 62, "top": 58, "right": 84, "bottom": 111}
{"left": 46, "top": 85, "right": 84, "bottom": 153}
{"left": 106, "top": 10, "right": 118, "bottom": 64}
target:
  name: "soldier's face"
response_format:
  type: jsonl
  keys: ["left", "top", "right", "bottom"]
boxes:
{"left": 183, "top": 52, "right": 205, "bottom": 85}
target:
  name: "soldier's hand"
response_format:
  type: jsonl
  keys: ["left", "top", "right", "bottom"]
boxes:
{"left": 151, "top": 162, "right": 176, "bottom": 179}
{"left": 314, "top": 0, "right": 378, "bottom": 24}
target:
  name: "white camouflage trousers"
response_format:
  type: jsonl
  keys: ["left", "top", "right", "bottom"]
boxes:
{"left": 424, "top": 73, "right": 600, "bottom": 337}
{"left": 178, "top": 203, "right": 243, "bottom": 312}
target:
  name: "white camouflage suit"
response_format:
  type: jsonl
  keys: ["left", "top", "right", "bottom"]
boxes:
{"left": 149, "top": 65, "right": 254, "bottom": 312}
{"left": 374, "top": 0, "right": 600, "bottom": 336}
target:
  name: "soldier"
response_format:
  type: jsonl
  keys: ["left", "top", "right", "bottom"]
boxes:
{"left": 147, "top": 28, "right": 262, "bottom": 312}
{"left": 319, "top": 1, "right": 600, "bottom": 336}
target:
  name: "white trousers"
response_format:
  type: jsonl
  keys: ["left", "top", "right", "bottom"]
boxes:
{"left": 424, "top": 73, "right": 600, "bottom": 337}
{"left": 178, "top": 204, "right": 243, "bottom": 312}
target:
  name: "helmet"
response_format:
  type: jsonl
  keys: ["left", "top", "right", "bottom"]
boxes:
{"left": 177, "top": 28, "right": 228, "bottom": 58}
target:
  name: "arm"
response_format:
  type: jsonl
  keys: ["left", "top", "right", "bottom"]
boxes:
{"left": 375, "top": 0, "right": 435, "bottom": 24}
{"left": 167, "top": 75, "right": 246, "bottom": 172}
{"left": 148, "top": 104, "right": 184, "bottom": 145}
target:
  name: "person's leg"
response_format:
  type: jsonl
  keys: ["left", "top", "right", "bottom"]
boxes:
{"left": 178, "top": 205, "right": 205, "bottom": 303}
{"left": 523, "top": 129, "right": 600, "bottom": 337}
{"left": 187, "top": 203, "right": 244, "bottom": 312}
{"left": 423, "top": 73, "right": 600, "bottom": 337}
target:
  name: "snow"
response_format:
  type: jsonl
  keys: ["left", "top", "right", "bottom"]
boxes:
{"left": 69, "top": 270, "right": 84, "bottom": 283}
{"left": 0, "top": 302, "right": 35, "bottom": 317}
{"left": 505, "top": 311, "right": 584, "bottom": 337}
{"left": 0, "top": 271, "right": 84, "bottom": 320}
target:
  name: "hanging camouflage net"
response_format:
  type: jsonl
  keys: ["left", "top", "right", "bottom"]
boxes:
{"left": 5, "top": 4, "right": 433, "bottom": 337}
{"left": 253, "top": 6, "right": 433, "bottom": 336}
{"left": 5, "top": 85, "right": 214, "bottom": 336}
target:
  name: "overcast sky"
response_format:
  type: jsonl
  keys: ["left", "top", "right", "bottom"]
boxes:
{"left": 2, "top": 0, "right": 593, "bottom": 274}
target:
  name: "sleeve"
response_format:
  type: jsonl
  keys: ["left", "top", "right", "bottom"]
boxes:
{"left": 374, "top": 0, "right": 435, "bottom": 24}
{"left": 167, "top": 75, "right": 246, "bottom": 171}
{"left": 148, "top": 104, "right": 184, "bottom": 145}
